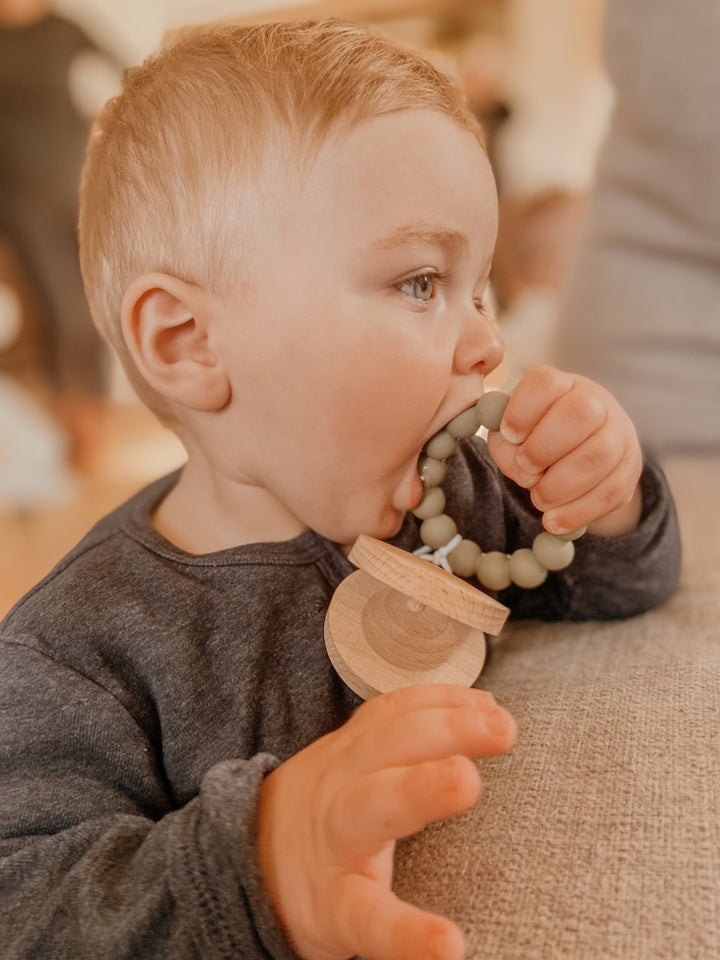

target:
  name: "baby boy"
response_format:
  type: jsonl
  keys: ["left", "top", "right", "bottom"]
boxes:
{"left": 0, "top": 19, "right": 680, "bottom": 960}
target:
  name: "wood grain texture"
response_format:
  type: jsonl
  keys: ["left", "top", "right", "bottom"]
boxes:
{"left": 326, "top": 535, "right": 508, "bottom": 698}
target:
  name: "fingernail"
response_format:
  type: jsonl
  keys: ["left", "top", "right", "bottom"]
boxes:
{"left": 485, "top": 709, "right": 510, "bottom": 737}
{"left": 474, "top": 689, "right": 497, "bottom": 707}
{"left": 516, "top": 451, "right": 537, "bottom": 474}
{"left": 543, "top": 512, "right": 563, "bottom": 534}
{"left": 429, "top": 927, "right": 461, "bottom": 960}
{"left": 516, "top": 469, "right": 540, "bottom": 488}
{"left": 500, "top": 424, "right": 523, "bottom": 445}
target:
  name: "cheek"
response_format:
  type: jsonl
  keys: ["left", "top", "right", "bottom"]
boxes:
{"left": 254, "top": 296, "right": 451, "bottom": 463}
{"left": 332, "top": 344, "right": 449, "bottom": 459}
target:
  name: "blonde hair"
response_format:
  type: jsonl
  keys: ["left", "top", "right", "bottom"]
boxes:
{"left": 79, "top": 18, "right": 483, "bottom": 399}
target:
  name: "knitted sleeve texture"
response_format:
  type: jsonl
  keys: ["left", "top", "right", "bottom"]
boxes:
{"left": 1, "top": 638, "right": 298, "bottom": 960}
{"left": 445, "top": 441, "right": 681, "bottom": 622}
{"left": 0, "top": 447, "right": 681, "bottom": 957}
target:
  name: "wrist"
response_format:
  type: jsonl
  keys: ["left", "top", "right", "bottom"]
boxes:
{"left": 586, "top": 483, "right": 643, "bottom": 537}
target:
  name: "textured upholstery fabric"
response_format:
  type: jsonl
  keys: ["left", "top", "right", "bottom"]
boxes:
{"left": 394, "top": 457, "right": 720, "bottom": 959}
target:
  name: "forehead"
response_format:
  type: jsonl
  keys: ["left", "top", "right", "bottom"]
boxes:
{"left": 296, "top": 109, "right": 497, "bottom": 250}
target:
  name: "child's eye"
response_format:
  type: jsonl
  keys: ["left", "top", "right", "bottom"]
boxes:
{"left": 398, "top": 272, "right": 438, "bottom": 302}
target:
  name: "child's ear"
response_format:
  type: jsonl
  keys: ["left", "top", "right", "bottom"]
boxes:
{"left": 121, "top": 273, "right": 230, "bottom": 412}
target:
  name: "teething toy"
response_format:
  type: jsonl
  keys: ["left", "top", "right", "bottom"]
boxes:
{"left": 324, "top": 535, "right": 508, "bottom": 700}
{"left": 325, "top": 390, "right": 586, "bottom": 699}
{"left": 413, "top": 391, "right": 586, "bottom": 591}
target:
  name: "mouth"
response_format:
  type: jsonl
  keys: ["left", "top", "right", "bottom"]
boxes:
{"left": 414, "top": 390, "right": 510, "bottom": 505}
{"left": 417, "top": 397, "right": 483, "bottom": 467}
{"left": 406, "top": 399, "right": 481, "bottom": 514}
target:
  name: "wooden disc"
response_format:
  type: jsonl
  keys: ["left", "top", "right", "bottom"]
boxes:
{"left": 325, "top": 568, "right": 488, "bottom": 699}
{"left": 348, "top": 535, "right": 509, "bottom": 636}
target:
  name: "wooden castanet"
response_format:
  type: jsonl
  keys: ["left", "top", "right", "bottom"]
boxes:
{"left": 325, "top": 535, "right": 509, "bottom": 699}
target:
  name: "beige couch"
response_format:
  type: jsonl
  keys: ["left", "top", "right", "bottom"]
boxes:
{"left": 394, "top": 457, "right": 720, "bottom": 959}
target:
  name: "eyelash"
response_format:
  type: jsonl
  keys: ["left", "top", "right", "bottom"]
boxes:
{"left": 396, "top": 270, "right": 453, "bottom": 303}
{"left": 395, "top": 270, "right": 490, "bottom": 318}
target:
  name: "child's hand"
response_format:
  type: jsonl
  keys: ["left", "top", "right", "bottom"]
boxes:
{"left": 487, "top": 366, "right": 643, "bottom": 536}
{"left": 257, "top": 684, "right": 515, "bottom": 960}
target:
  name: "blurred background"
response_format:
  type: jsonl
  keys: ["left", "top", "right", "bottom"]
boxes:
{"left": 3, "top": 0, "right": 715, "bottom": 616}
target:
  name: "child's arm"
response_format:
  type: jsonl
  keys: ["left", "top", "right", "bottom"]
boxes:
{"left": 0, "top": 639, "right": 290, "bottom": 960}
{"left": 487, "top": 366, "right": 643, "bottom": 537}
{"left": 257, "top": 684, "right": 516, "bottom": 960}
{"left": 1, "top": 630, "right": 513, "bottom": 960}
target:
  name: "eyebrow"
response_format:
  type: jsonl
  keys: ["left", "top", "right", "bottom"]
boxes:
{"left": 370, "top": 222, "right": 469, "bottom": 254}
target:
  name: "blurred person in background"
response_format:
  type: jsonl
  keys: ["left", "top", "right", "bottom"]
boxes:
{"left": 554, "top": 0, "right": 720, "bottom": 455}
{"left": 482, "top": 0, "right": 607, "bottom": 393}
{"left": 490, "top": 188, "right": 587, "bottom": 390}
{"left": 0, "top": 0, "right": 120, "bottom": 485}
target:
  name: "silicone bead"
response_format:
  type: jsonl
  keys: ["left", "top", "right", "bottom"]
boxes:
{"left": 418, "top": 456, "right": 447, "bottom": 487}
{"left": 532, "top": 532, "right": 575, "bottom": 571}
{"left": 475, "top": 551, "right": 512, "bottom": 591}
{"left": 447, "top": 538, "right": 482, "bottom": 578}
{"left": 419, "top": 514, "right": 458, "bottom": 550}
{"left": 414, "top": 390, "right": 583, "bottom": 592}
{"left": 425, "top": 430, "right": 458, "bottom": 461}
{"left": 412, "top": 486, "right": 446, "bottom": 520}
{"left": 475, "top": 391, "right": 510, "bottom": 432}
{"left": 446, "top": 406, "right": 480, "bottom": 440}
{"left": 554, "top": 524, "right": 588, "bottom": 542}
{"left": 508, "top": 549, "right": 548, "bottom": 589}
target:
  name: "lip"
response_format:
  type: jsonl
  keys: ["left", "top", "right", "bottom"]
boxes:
{"left": 405, "top": 391, "right": 486, "bottom": 516}
{"left": 391, "top": 456, "right": 427, "bottom": 517}
{"left": 420, "top": 394, "right": 484, "bottom": 454}
{"left": 408, "top": 469, "right": 425, "bottom": 509}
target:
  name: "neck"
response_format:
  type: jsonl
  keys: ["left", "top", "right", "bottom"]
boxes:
{"left": 153, "top": 456, "right": 307, "bottom": 555}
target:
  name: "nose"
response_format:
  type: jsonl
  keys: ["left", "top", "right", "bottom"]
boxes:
{"left": 453, "top": 297, "right": 504, "bottom": 377}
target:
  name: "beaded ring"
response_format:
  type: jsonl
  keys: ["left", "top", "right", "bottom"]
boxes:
{"left": 412, "top": 391, "right": 586, "bottom": 591}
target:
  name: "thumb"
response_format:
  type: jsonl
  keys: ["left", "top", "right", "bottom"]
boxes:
{"left": 486, "top": 431, "right": 539, "bottom": 491}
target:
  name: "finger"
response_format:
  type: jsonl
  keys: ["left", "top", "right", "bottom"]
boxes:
{"left": 542, "top": 453, "right": 643, "bottom": 534}
{"left": 513, "top": 383, "right": 609, "bottom": 476}
{"left": 351, "top": 701, "right": 516, "bottom": 776}
{"left": 352, "top": 683, "right": 498, "bottom": 730}
{"left": 312, "top": 686, "right": 503, "bottom": 781}
{"left": 335, "top": 874, "right": 465, "bottom": 960}
{"left": 528, "top": 428, "right": 624, "bottom": 513}
{"left": 328, "top": 755, "right": 482, "bottom": 860}
{"left": 498, "top": 365, "right": 575, "bottom": 445}
{"left": 486, "top": 430, "right": 541, "bottom": 489}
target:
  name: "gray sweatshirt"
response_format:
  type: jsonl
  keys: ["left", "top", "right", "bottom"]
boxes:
{"left": 1, "top": 440, "right": 681, "bottom": 959}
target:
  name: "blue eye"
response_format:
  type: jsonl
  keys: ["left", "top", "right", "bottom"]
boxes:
{"left": 399, "top": 273, "right": 436, "bottom": 302}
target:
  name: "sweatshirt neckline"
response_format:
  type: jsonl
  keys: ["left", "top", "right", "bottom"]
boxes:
{"left": 118, "top": 471, "right": 338, "bottom": 566}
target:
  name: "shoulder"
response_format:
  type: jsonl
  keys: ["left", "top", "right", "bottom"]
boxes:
{"left": 0, "top": 473, "right": 178, "bottom": 645}
{"left": 0, "top": 471, "right": 343, "bottom": 676}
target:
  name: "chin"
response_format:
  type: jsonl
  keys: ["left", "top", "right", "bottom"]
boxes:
{"left": 367, "top": 508, "right": 406, "bottom": 543}
{"left": 324, "top": 502, "right": 406, "bottom": 548}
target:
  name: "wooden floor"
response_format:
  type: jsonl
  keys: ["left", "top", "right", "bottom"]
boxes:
{"left": 0, "top": 401, "right": 186, "bottom": 618}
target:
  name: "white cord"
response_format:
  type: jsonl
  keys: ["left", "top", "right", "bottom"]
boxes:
{"left": 413, "top": 533, "right": 463, "bottom": 574}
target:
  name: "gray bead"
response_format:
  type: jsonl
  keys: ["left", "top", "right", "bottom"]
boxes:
{"left": 446, "top": 406, "right": 480, "bottom": 440}
{"left": 419, "top": 514, "right": 458, "bottom": 550}
{"left": 418, "top": 457, "right": 447, "bottom": 487}
{"left": 475, "top": 391, "right": 510, "bottom": 432}
{"left": 425, "top": 430, "right": 458, "bottom": 460}
{"left": 448, "top": 539, "right": 482, "bottom": 578}
{"left": 412, "top": 486, "right": 446, "bottom": 520}
{"left": 508, "top": 548, "right": 548, "bottom": 588}
{"left": 475, "top": 551, "right": 512, "bottom": 591}
{"left": 532, "top": 532, "right": 575, "bottom": 571}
